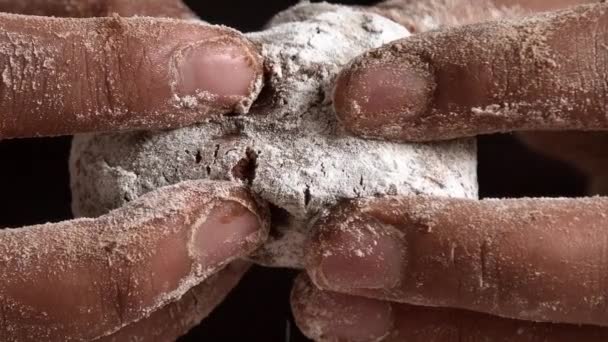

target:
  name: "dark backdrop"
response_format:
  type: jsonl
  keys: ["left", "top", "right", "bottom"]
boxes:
{"left": 0, "top": 1, "right": 587, "bottom": 341}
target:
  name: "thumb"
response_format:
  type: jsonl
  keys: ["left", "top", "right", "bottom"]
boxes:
{"left": 0, "top": 180, "right": 268, "bottom": 341}
{"left": 335, "top": 3, "right": 608, "bottom": 141}
{"left": 0, "top": 0, "right": 196, "bottom": 18}
{"left": 0, "top": 14, "right": 263, "bottom": 139}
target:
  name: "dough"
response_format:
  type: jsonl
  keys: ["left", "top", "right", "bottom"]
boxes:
{"left": 70, "top": 3, "right": 478, "bottom": 268}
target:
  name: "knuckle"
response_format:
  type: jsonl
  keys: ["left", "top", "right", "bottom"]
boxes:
{"left": 89, "top": 18, "right": 133, "bottom": 114}
{"left": 102, "top": 247, "right": 135, "bottom": 325}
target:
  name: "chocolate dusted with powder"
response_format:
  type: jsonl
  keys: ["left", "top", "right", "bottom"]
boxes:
{"left": 70, "top": 3, "right": 478, "bottom": 268}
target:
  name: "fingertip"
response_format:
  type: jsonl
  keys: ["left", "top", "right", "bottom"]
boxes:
{"left": 307, "top": 213, "right": 405, "bottom": 293}
{"left": 333, "top": 54, "right": 434, "bottom": 139}
{"left": 292, "top": 275, "right": 394, "bottom": 342}
{"left": 191, "top": 200, "right": 266, "bottom": 269}
{"left": 173, "top": 35, "right": 263, "bottom": 113}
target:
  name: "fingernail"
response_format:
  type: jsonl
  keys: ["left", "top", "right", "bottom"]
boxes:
{"left": 321, "top": 293, "right": 393, "bottom": 342}
{"left": 313, "top": 221, "right": 405, "bottom": 291}
{"left": 295, "top": 276, "right": 394, "bottom": 342}
{"left": 333, "top": 62, "right": 433, "bottom": 129}
{"left": 174, "top": 39, "right": 259, "bottom": 101}
{"left": 191, "top": 201, "right": 261, "bottom": 267}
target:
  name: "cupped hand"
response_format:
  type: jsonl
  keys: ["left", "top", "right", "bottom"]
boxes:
{"left": 0, "top": 1, "right": 268, "bottom": 341}
{"left": 293, "top": 1, "right": 608, "bottom": 341}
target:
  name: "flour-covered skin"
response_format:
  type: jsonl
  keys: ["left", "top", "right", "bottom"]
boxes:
{"left": 70, "top": 3, "right": 478, "bottom": 268}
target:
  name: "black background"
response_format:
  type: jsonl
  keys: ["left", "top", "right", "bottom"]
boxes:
{"left": 0, "top": 1, "right": 587, "bottom": 341}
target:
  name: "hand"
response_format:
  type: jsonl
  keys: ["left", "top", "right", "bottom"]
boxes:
{"left": 293, "top": 1, "right": 608, "bottom": 340}
{"left": 0, "top": 1, "right": 268, "bottom": 341}
{"left": 2, "top": 180, "right": 268, "bottom": 341}
{"left": 369, "top": 0, "right": 608, "bottom": 195}
{"left": 296, "top": 197, "right": 608, "bottom": 341}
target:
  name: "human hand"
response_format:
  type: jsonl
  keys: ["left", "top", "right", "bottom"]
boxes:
{"left": 295, "top": 197, "right": 608, "bottom": 341}
{"left": 293, "top": 1, "right": 608, "bottom": 340}
{"left": 2, "top": 180, "right": 268, "bottom": 341}
{"left": 368, "top": 0, "right": 608, "bottom": 195}
{"left": 0, "top": 1, "right": 268, "bottom": 341}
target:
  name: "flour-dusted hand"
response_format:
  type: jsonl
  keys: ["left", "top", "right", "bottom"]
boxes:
{"left": 1, "top": 180, "right": 268, "bottom": 341}
{"left": 0, "top": 0, "right": 263, "bottom": 139}
{"left": 98, "top": 260, "right": 252, "bottom": 342}
{"left": 361, "top": 0, "right": 608, "bottom": 192}
{"left": 306, "top": 197, "right": 608, "bottom": 325}
{"left": 295, "top": 1, "right": 608, "bottom": 341}
{"left": 334, "top": 1, "right": 603, "bottom": 141}
{"left": 0, "top": 0, "right": 197, "bottom": 18}
{"left": 292, "top": 275, "right": 608, "bottom": 342}
{"left": 0, "top": 1, "right": 269, "bottom": 341}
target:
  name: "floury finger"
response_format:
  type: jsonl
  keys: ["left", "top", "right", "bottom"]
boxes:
{"left": 335, "top": 3, "right": 608, "bottom": 141}
{"left": 292, "top": 275, "right": 608, "bottom": 342}
{"left": 308, "top": 196, "right": 608, "bottom": 326}
{"left": 0, "top": 180, "right": 268, "bottom": 341}
{"left": 0, "top": 14, "right": 263, "bottom": 139}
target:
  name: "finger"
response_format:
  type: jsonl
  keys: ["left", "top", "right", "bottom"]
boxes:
{"left": 370, "top": 0, "right": 591, "bottom": 33}
{"left": 589, "top": 175, "right": 608, "bottom": 195}
{"left": 368, "top": 0, "right": 518, "bottom": 34}
{"left": 0, "top": 180, "right": 269, "bottom": 341}
{"left": 334, "top": 3, "right": 608, "bottom": 141}
{"left": 0, "top": 0, "right": 196, "bottom": 18}
{"left": 307, "top": 195, "right": 608, "bottom": 327}
{"left": 99, "top": 260, "right": 251, "bottom": 342}
{"left": 493, "top": 0, "right": 592, "bottom": 12}
{"left": 292, "top": 275, "right": 608, "bottom": 342}
{"left": 0, "top": 14, "right": 263, "bottom": 139}
{"left": 98, "top": 0, "right": 196, "bottom": 19}
{"left": 292, "top": 274, "right": 394, "bottom": 342}
{"left": 517, "top": 131, "right": 608, "bottom": 176}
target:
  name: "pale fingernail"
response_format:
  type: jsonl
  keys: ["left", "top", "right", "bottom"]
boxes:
{"left": 322, "top": 293, "right": 393, "bottom": 342}
{"left": 294, "top": 276, "right": 394, "bottom": 342}
{"left": 175, "top": 40, "right": 259, "bottom": 102}
{"left": 192, "top": 201, "right": 262, "bottom": 267}
{"left": 313, "top": 221, "right": 405, "bottom": 291}
{"left": 333, "top": 63, "right": 433, "bottom": 128}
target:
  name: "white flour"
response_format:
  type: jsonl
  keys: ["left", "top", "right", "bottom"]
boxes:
{"left": 70, "top": 3, "right": 478, "bottom": 268}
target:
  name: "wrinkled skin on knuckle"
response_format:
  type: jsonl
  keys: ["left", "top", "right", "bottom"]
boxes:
{"left": 83, "top": 17, "right": 175, "bottom": 119}
{"left": 92, "top": 19, "right": 141, "bottom": 115}
{"left": 104, "top": 259, "right": 134, "bottom": 330}
{"left": 545, "top": 7, "right": 608, "bottom": 119}
{"left": 0, "top": 30, "right": 64, "bottom": 133}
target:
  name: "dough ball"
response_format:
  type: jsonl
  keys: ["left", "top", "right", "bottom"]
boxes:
{"left": 70, "top": 3, "right": 478, "bottom": 268}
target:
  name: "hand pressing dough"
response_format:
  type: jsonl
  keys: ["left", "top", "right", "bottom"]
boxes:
{"left": 70, "top": 2, "right": 478, "bottom": 268}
